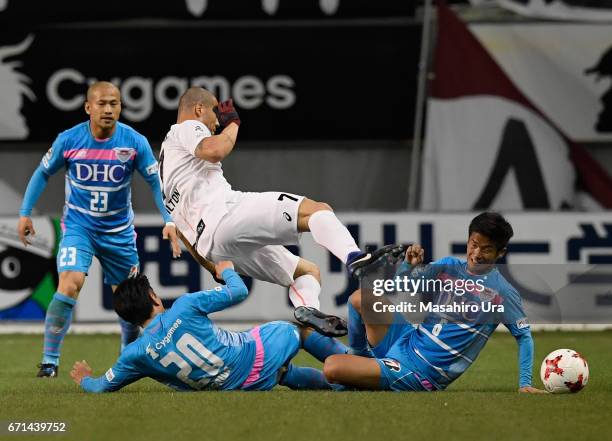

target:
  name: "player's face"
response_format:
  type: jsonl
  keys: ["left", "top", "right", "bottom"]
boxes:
{"left": 466, "top": 232, "right": 505, "bottom": 274}
{"left": 85, "top": 86, "right": 121, "bottom": 134}
{"left": 197, "top": 99, "right": 220, "bottom": 134}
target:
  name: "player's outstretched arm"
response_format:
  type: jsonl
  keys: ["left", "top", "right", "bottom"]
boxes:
{"left": 215, "top": 261, "right": 249, "bottom": 305}
{"left": 189, "top": 262, "right": 249, "bottom": 314}
{"left": 18, "top": 165, "right": 53, "bottom": 246}
{"left": 512, "top": 330, "right": 545, "bottom": 393}
{"left": 135, "top": 138, "right": 182, "bottom": 258}
{"left": 70, "top": 359, "right": 142, "bottom": 393}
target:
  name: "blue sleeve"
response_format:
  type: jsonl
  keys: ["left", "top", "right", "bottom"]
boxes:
{"left": 80, "top": 350, "right": 143, "bottom": 393}
{"left": 19, "top": 139, "right": 65, "bottom": 216}
{"left": 505, "top": 328, "right": 534, "bottom": 388}
{"left": 187, "top": 269, "right": 249, "bottom": 314}
{"left": 19, "top": 166, "right": 50, "bottom": 217}
{"left": 135, "top": 136, "right": 172, "bottom": 224}
{"left": 503, "top": 285, "right": 533, "bottom": 387}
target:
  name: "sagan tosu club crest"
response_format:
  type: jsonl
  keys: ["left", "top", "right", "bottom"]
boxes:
{"left": 113, "top": 147, "right": 135, "bottom": 163}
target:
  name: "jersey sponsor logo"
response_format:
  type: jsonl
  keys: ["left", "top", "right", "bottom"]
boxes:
{"left": 516, "top": 317, "right": 529, "bottom": 329}
{"left": 113, "top": 147, "right": 135, "bottom": 163}
{"left": 105, "top": 368, "right": 115, "bottom": 382}
{"left": 0, "top": 34, "right": 35, "bottom": 140}
{"left": 41, "top": 148, "right": 53, "bottom": 168}
{"left": 75, "top": 163, "right": 127, "bottom": 183}
{"left": 146, "top": 344, "right": 159, "bottom": 360}
{"left": 145, "top": 162, "right": 159, "bottom": 176}
{"left": 164, "top": 189, "right": 180, "bottom": 213}
{"left": 381, "top": 358, "right": 401, "bottom": 372}
{"left": 154, "top": 318, "right": 182, "bottom": 350}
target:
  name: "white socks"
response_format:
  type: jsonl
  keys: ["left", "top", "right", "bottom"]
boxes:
{"left": 307, "top": 210, "right": 361, "bottom": 264}
{"left": 289, "top": 274, "right": 321, "bottom": 309}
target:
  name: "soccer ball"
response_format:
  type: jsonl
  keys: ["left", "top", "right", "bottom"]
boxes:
{"left": 540, "top": 349, "right": 589, "bottom": 394}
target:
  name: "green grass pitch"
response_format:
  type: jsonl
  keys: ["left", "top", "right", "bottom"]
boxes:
{"left": 0, "top": 331, "right": 610, "bottom": 441}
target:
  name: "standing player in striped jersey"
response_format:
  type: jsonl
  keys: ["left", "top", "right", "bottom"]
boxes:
{"left": 159, "top": 87, "right": 376, "bottom": 337}
{"left": 323, "top": 212, "right": 546, "bottom": 393}
{"left": 17, "top": 81, "right": 181, "bottom": 378}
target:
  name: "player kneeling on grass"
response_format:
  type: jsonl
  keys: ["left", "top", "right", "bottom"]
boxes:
{"left": 323, "top": 212, "right": 546, "bottom": 393}
{"left": 70, "top": 261, "right": 347, "bottom": 392}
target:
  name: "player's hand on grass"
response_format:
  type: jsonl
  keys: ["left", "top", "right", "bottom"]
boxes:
{"left": 17, "top": 216, "right": 36, "bottom": 247}
{"left": 405, "top": 244, "right": 424, "bottom": 265}
{"left": 215, "top": 99, "right": 241, "bottom": 128}
{"left": 162, "top": 223, "right": 182, "bottom": 258}
{"left": 70, "top": 360, "right": 93, "bottom": 385}
{"left": 519, "top": 386, "right": 548, "bottom": 394}
{"left": 215, "top": 260, "right": 235, "bottom": 280}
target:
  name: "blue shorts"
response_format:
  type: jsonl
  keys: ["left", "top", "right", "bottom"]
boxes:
{"left": 57, "top": 224, "right": 139, "bottom": 286}
{"left": 241, "top": 321, "right": 300, "bottom": 391}
{"left": 371, "top": 313, "right": 436, "bottom": 392}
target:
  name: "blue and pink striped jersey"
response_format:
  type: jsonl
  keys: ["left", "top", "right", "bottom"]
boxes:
{"left": 20, "top": 121, "right": 171, "bottom": 232}
{"left": 394, "top": 256, "right": 533, "bottom": 389}
{"left": 80, "top": 269, "right": 259, "bottom": 392}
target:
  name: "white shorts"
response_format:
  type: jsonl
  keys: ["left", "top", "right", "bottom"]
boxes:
{"left": 205, "top": 191, "right": 305, "bottom": 286}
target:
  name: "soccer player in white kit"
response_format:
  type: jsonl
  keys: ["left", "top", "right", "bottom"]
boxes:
{"left": 159, "top": 87, "right": 375, "bottom": 336}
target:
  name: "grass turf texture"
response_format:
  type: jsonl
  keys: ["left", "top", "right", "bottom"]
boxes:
{"left": 0, "top": 331, "right": 610, "bottom": 441}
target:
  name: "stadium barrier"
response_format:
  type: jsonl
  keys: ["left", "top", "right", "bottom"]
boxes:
{"left": 1, "top": 212, "right": 612, "bottom": 326}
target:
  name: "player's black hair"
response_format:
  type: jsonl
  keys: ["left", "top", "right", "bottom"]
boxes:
{"left": 113, "top": 274, "right": 156, "bottom": 327}
{"left": 468, "top": 212, "right": 514, "bottom": 251}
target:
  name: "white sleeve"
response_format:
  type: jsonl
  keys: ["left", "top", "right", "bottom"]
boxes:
{"left": 176, "top": 120, "right": 212, "bottom": 156}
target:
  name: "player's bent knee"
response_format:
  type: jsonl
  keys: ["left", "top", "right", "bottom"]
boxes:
{"left": 315, "top": 201, "right": 333, "bottom": 212}
{"left": 323, "top": 355, "right": 345, "bottom": 383}
{"left": 293, "top": 258, "right": 321, "bottom": 282}
{"left": 58, "top": 272, "right": 85, "bottom": 298}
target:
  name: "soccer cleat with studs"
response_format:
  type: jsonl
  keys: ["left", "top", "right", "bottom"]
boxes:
{"left": 294, "top": 306, "right": 348, "bottom": 337}
{"left": 347, "top": 244, "right": 407, "bottom": 279}
{"left": 36, "top": 363, "right": 58, "bottom": 378}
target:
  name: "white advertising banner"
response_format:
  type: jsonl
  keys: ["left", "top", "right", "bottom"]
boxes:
{"left": 2, "top": 213, "right": 612, "bottom": 322}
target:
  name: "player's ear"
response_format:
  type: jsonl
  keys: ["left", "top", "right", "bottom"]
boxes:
{"left": 496, "top": 247, "right": 507, "bottom": 260}
{"left": 84, "top": 101, "right": 91, "bottom": 115}
{"left": 149, "top": 291, "right": 161, "bottom": 307}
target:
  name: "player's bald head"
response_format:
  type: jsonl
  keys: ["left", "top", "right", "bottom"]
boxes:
{"left": 179, "top": 87, "right": 217, "bottom": 113}
{"left": 86, "top": 81, "right": 120, "bottom": 102}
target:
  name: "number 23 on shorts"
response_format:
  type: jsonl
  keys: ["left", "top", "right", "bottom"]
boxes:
{"left": 59, "top": 247, "right": 77, "bottom": 266}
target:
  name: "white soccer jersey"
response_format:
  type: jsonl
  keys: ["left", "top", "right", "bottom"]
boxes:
{"left": 160, "top": 120, "right": 233, "bottom": 256}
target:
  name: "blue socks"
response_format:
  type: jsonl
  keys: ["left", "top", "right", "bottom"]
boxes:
{"left": 302, "top": 331, "right": 347, "bottom": 362}
{"left": 42, "top": 292, "right": 76, "bottom": 366}
{"left": 348, "top": 302, "right": 371, "bottom": 356}
{"left": 280, "top": 364, "right": 333, "bottom": 390}
{"left": 119, "top": 317, "right": 140, "bottom": 352}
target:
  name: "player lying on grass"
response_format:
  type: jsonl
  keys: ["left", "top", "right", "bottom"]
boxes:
{"left": 323, "top": 212, "right": 546, "bottom": 393}
{"left": 70, "top": 261, "right": 347, "bottom": 392}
